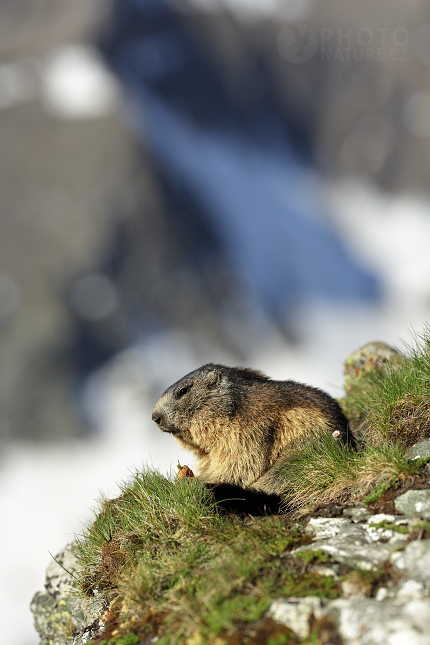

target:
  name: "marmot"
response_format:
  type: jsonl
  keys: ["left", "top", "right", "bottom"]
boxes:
{"left": 152, "top": 363, "right": 354, "bottom": 496}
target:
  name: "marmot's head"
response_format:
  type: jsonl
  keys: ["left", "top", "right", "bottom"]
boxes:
{"left": 151, "top": 364, "right": 235, "bottom": 449}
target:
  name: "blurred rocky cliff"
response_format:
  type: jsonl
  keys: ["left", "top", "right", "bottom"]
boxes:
{"left": 1, "top": 0, "right": 430, "bottom": 441}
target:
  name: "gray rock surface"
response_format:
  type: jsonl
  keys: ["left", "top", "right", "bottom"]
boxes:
{"left": 30, "top": 544, "right": 106, "bottom": 645}
{"left": 268, "top": 510, "right": 430, "bottom": 644}
{"left": 327, "top": 597, "right": 430, "bottom": 645}
{"left": 293, "top": 513, "right": 410, "bottom": 571}
{"left": 34, "top": 513, "right": 430, "bottom": 645}
{"left": 267, "top": 596, "right": 325, "bottom": 638}
{"left": 395, "top": 490, "right": 430, "bottom": 519}
{"left": 407, "top": 440, "right": 430, "bottom": 460}
{"left": 391, "top": 540, "right": 430, "bottom": 595}
{"left": 343, "top": 505, "right": 371, "bottom": 523}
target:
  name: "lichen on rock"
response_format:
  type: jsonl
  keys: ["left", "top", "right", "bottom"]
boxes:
{"left": 395, "top": 489, "right": 430, "bottom": 519}
{"left": 342, "top": 341, "right": 404, "bottom": 441}
{"left": 408, "top": 439, "right": 430, "bottom": 461}
{"left": 30, "top": 544, "right": 107, "bottom": 645}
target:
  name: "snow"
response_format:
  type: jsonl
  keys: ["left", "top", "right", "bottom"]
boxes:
{"left": 40, "top": 45, "right": 121, "bottom": 120}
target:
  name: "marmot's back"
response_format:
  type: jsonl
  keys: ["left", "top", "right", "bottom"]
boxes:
{"left": 152, "top": 363, "right": 353, "bottom": 494}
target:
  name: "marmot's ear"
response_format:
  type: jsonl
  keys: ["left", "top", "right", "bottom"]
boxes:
{"left": 205, "top": 370, "right": 219, "bottom": 388}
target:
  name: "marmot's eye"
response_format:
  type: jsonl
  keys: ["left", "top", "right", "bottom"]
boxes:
{"left": 177, "top": 384, "right": 191, "bottom": 398}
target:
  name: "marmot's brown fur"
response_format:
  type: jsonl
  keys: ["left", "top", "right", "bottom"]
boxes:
{"left": 152, "top": 364, "right": 354, "bottom": 495}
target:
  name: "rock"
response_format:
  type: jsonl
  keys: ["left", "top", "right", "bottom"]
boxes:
{"left": 366, "top": 514, "right": 410, "bottom": 543}
{"left": 343, "top": 342, "right": 403, "bottom": 395}
{"left": 341, "top": 578, "right": 371, "bottom": 599}
{"left": 407, "top": 440, "right": 430, "bottom": 460}
{"left": 43, "top": 544, "right": 80, "bottom": 601}
{"left": 30, "top": 544, "right": 106, "bottom": 645}
{"left": 395, "top": 579, "right": 428, "bottom": 602}
{"left": 273, "top": 519, "right": 430, "bottom": 643}
{"left": 366, "top": 513, "right": 394, "bottom": 536}
{"left": 304, "top": 517, "right": 351, "bottom": 539}
{"left": 394, "top": 490, "right": 430, "bottom": 519}
{"left": 33, "top": 517, "right": 430, "bottom": 645}
{"left": 309, "top": 564, "right": 341, "bottom": 578}
{"left": 343, "top": 506, "right": 370, "bottom": 523}
{"left": 342, "top": 341, "right": 404, "bottom": 439}
{"left": 391, "top": 539, "right": 430, "bottom": 595}
{"left": 267, "top": 596, "right": 325, "bottom": 638}
{"left": 294, "top": 514, "right": 410, "bottom": 571}
{"left": 327, "top": 597, "right": 430, "bottom": 645}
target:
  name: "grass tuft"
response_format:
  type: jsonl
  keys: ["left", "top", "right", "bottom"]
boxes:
{"left": 73, "top": 469, "right": 339, "bottom": 643}
{"left": 277, "top": 434, "right": 413, "bottom": 508}
{"left": 277, "top": 325, "right": 430, "bottom": 507}
{"left": 357, "top": 326, "right": 430, "bottom": 447}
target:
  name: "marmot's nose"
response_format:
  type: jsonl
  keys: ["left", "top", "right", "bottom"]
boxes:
{"left": 152, "top": 408, "right": 164, "bottom": 426}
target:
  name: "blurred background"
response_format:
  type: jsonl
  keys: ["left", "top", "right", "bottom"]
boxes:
{"left": 2, "top": 0, "right": 430, "bottom": 643}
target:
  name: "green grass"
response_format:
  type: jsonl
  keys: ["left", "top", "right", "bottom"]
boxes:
{"left": 347, "top": 326, "right": 430, "bottom": 447}
{"left": 295, "top": 550, "right": 332, "bottom": 566}
{"left": 73, "top": 469, "right": 340, "bottom": 644}
{"left": 412, "top": 521, "right": 430, "bottom": 532}
{"left": 363, "top": 479, "right": 392, "bottom": 504}
{"left": 99, "top": 634, "right": 139, "bottom": 645}
{"left": 276, "top": 432, "right": 417, "bottom": 508}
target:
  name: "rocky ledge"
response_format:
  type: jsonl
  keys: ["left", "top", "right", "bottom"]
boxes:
{"left": 272, "top": 491, "right": 430, "bottom": 644}
{"left": 31, "top": 480, "right": 430, "bottom": 645}
{"left": 30, "top": 544, "right": 107, "bottom": 645}
{"left": 30, "top": 342, "right": 430, "bottom": 645}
